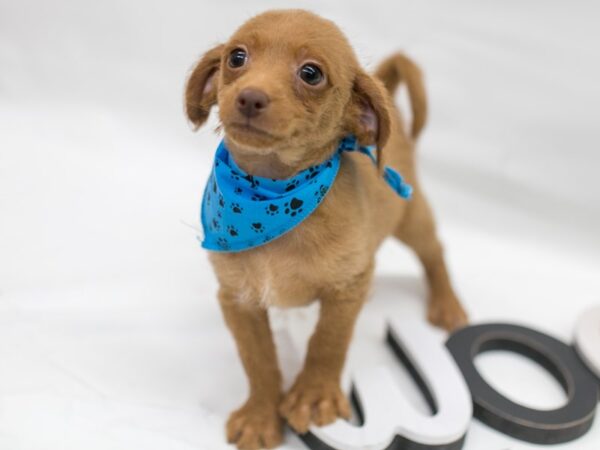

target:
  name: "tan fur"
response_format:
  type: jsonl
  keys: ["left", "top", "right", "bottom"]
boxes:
{"left": 185, "top": 10, "right": 467, "bottom": 449}
{"left": 375, "top": 52, "right": 428, "bottom": 139}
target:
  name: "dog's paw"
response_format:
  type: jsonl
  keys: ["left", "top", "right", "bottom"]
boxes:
{"left": 427, "top": 295, "right": 468, "bottom": 331}
{"left": 279, "top": 377, "right": 350, "bottom": 433}
{"left": 226, "top": 399, "right": 283, "bottom": 450}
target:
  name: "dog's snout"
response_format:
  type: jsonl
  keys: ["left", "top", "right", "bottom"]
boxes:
{"left": 236, "top": 88, "right": 270, "bottom": 118}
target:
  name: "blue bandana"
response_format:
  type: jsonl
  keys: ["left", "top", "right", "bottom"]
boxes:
{"left": 200, "top": 136, "right": 412, "bottom": 252}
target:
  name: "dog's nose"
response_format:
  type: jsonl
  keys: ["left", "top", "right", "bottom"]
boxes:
{"left": 236, "top": 88, "right": 270, "bottom": 118}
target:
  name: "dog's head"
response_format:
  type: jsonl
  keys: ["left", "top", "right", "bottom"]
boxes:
{"left": 186, "top": 9, "right": 391, "bottom": 170}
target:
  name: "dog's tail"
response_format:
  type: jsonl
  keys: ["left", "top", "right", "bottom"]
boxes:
{"left": 374, "top": 53, "right": 427, "bottom": 140}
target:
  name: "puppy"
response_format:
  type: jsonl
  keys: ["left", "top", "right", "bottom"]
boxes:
{"left": 185, "top": 9, "right": 468, "bottom": 450}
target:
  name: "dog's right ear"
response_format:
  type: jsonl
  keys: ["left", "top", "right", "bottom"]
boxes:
{"left": 185, "top": 44, "right": 224, "bottom": 129}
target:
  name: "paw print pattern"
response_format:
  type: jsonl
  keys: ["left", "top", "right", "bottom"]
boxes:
{"left": 285, "top": 179, "right": 299, "bottom": 192}
{"left": 217, "top": 237, "right": 229, "bottom": 249}
{"left": 304, "top": 166, "right": 320, "bottom": 180}
{"left": 314, "top": 184, "right": 329, "bottom": 203}
{"left": 251, "top": 222, "right": 265, "bottom": 233}
{"left": 244, "top": 174, "right": 259, "bottom": 188}
{"left": 284, "top": 198, "right": 304, "bottom": 217}
{"left": 265, "top": 204, "right": 279, "bottom": 215}
{"left": 205, "top": 153, "right": 338, "bottom": 251}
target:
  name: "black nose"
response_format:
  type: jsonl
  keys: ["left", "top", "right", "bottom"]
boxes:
{"left": 236, "top": 88, "right": 270, "bottom": 118}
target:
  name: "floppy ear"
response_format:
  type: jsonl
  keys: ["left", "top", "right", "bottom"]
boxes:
{"left": 347, "top": 71, "right": 392, "bottom": 170}
{"left": 185, "top": 44, "right": 224, "bottom": 129}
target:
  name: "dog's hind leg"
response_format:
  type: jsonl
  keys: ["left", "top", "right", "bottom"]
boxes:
{"left": 394, "top": 189, "right": 468, "bottom": 331}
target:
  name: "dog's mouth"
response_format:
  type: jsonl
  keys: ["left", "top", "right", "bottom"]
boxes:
{"left": 227, "top": 122, "right": 279, "bottom": 140}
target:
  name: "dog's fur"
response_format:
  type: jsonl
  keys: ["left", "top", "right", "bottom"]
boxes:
{"left": 185, "top": 10, "right": 468, "bottom": 450}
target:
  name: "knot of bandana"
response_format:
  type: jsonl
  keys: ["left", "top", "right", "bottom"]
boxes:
{"left": 200, "top": 135, "right": 412, "bottom": 252}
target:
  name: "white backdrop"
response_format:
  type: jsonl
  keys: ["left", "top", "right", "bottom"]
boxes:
{"left": 1, "top": 1, "right": 599, "bottom": 449}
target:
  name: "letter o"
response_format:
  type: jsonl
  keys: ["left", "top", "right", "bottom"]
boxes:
{"left": 446, "top": 323, "right": 598, "bottom": 445}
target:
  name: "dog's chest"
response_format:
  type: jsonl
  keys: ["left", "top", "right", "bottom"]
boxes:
{"left": 236, "top": 250, "right": 321, "bottom": 308}
{"left": 211, "top": 182, "right": 372, "bottom": 308}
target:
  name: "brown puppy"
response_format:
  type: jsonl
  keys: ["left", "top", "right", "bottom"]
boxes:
{"left": 185, "top": 9, "right": 468, "bottom": 450}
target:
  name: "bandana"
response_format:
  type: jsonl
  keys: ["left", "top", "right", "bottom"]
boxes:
{"left": 200, "top": 136, "right": 412, "bottom": 252}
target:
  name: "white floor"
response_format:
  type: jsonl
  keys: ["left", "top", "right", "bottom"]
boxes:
{"left": 1, "top": 1, "right": 599, "bottom": 449}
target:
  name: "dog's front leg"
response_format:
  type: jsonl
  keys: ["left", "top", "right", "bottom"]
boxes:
{"left": 279, "top": 267, "right": 372, "bottom": 433}
{"left": 218, "top": 289, "right": 283, "bottom": 450}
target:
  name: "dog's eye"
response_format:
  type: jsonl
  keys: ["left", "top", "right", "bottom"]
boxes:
{"left": 299, "top": 64, "right": 324, "bottom": 86}
{"left": 228, "top": 48, "right": 247, "bottom": 68}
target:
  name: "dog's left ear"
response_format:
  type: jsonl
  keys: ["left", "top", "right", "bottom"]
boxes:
{"left": 346, "top": 71, "right": 392, "bottom": 170}
{"left": 185, "top": 44, "right": 224, "bottom": 129}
